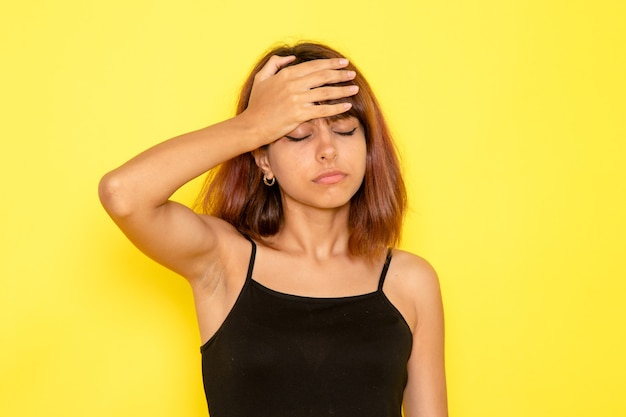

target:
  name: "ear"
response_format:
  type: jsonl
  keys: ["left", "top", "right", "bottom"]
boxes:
{"left": 252, "top": 147, "right": 274, "bottom": 179}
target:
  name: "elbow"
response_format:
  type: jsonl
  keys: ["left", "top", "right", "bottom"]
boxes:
{"left": 98, "top": 171, "right": 135, "bottom": 218}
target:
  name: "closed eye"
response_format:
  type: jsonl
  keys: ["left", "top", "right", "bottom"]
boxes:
{"left": 285, "top": 134, "right": 312, "bottom": 142}
{"left": 335, "top": 127, "right": 357, "bottom": 136}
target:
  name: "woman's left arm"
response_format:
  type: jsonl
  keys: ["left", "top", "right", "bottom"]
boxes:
{"left": 402, "top": 257, "right": 448, "bottom": 417}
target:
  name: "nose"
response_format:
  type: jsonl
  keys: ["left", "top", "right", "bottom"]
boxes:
{"left": 316, "top": 128, "right": 337, "bottom": 162}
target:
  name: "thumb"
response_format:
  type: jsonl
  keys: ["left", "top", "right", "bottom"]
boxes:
{"left": 255, "top": 55, "right": 297, "bottom": 81}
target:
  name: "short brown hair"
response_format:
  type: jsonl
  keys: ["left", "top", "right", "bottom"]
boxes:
{"left": 195, "top": 42, "right": 407, "bottom": 258}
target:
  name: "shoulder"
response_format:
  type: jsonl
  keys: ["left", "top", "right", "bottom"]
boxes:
{"left": 196, "top": 214, "right": 253, "bottom": 253}
{"left": 388, "top": 249, "right": 440, "bottom": 294}
{"left": 383, "top": 249, "right": 443, "bottom": 332}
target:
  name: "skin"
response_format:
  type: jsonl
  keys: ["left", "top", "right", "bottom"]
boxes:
{"left": 99, "top": 55, "right": 447, "bottom": 416}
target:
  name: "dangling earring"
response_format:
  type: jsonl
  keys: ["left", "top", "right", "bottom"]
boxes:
{"left": 263, "top": 174, "right": 275, "bottom": 186}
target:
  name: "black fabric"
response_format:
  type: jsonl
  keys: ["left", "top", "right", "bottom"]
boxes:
{"left": 201, "top": 238, "right": 413, "bottom": 417}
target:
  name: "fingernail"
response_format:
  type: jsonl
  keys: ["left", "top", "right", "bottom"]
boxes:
{"left": 350, "top": 85, "right": 359, "bottom": 93}
{"left": 339, "top": 58, "right": 349, "bottom": 65}
{"left": 347, "top": 71, "right": 356, "bottom": 78}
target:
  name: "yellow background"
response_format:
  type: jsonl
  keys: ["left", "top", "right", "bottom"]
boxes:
{"left": 1, "top": 1, "right": 625, "bottom": 416}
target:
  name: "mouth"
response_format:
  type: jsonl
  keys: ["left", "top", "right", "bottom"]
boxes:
{"left": 313, "top": 170, "right": 347, "bottom": 185}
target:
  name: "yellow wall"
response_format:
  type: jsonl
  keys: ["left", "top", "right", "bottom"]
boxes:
{"left": 1, "top": 1, "right": 624, "bottom": 416}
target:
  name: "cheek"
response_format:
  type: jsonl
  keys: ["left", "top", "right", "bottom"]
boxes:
{"left": 353, "top": 139, "right": 368, "bottom": 174}
{"left": 267, "top": 148, "right": 308, "bottom": 179}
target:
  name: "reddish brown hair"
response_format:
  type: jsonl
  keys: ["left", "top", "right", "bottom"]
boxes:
{"left": 195, "top": 42, "right": 407, "bottom": 258}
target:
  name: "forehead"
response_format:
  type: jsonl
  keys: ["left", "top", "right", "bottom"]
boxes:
{"left": 301, "top": 115, "right": 360, "bottom": 126}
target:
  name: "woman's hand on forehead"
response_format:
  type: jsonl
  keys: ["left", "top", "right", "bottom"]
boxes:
{"left": 242, "top": 56, "right": 359, "bottom": 146}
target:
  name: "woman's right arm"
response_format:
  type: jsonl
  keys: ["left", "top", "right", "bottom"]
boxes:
{"left": 98, "top": 115, "right": 268, "bottom": 280}
{"left": 98, "top": 56, "right": 358, "bottom": 282}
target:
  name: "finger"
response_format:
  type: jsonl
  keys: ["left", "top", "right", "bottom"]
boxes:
{"left": 285, "top": 58, "right": 350, "bottom": 78}
{"left": 305, "top": 85, "right": 360, "bottom": 103}
{"left": 304, "top": 69, "right": 357, "bottom": 89}
{"left": 307, "top": 102, "right": 354, "bottom": 120}
{"left": 256, "top": 55, "right": 297, "bottom": 81}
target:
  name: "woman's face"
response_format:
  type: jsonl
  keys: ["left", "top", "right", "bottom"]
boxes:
{"left": 260, "top": 116, "right": 367, "bottom": 212}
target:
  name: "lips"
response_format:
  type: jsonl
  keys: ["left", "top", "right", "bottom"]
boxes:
{"left": 313, "top": 170, "right": 347, "bottom": 185}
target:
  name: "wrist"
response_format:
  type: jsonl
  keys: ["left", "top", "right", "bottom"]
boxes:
{"left": 235, "top": 110, "right": 277, "bottom": 149}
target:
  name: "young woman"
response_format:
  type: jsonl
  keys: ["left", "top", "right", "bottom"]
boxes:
{"left": 99, "top": 42, "right": 447, "bottom": 417}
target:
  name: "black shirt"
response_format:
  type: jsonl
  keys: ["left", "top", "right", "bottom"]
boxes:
{"left": 201, "top": 238, "right": 413, "bottom": 417}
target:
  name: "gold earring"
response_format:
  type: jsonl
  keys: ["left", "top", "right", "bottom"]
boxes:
{"left": 263, "top": 174, "right": 275, "bottom": 186}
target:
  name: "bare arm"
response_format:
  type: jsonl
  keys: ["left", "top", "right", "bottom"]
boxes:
{"left": 98, "top": 56, "right": 358, "bottom": 281}
{"left": 402, "top": 256, "right": 448, "bottom": 417}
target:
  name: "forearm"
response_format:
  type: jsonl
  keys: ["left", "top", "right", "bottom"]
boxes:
{"left": 99, "top": 113, "right": 263, "bottom": 218}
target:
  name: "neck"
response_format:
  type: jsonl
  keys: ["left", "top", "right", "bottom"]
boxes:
{"left": 269, "top": 201, "right": 351, "bottom": 260}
